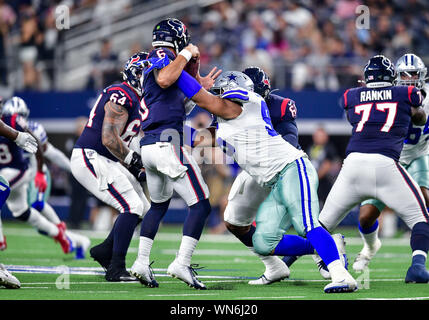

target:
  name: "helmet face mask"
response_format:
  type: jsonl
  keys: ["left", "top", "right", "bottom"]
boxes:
{"left": 152, "top": 18, "right": 190, "bottom": 55}
{"left": 395, "top": 53, "right": 427, "bottom": 89}
{"left": 122, "top": 51, "right": 148, "bottom": 95}
{"left": 211, "top": 71, "right": 254, "bottom": 96}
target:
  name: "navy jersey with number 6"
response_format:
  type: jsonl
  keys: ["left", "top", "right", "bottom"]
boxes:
{"left": 266, "top": 93, "right": 300, "bottom": 149}
{"left": 75, "top": 82, "right": 143, "bottom": 162}
{"left": 343, "top": 85, "right": 423, "bottom": 161}
{"left": 0, "top": 114, "right": 29, "bottom": 170}
{"left": 140, "top": 47, "right": 186, "bottom": 145}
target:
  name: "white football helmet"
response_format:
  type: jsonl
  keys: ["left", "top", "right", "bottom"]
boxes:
{"left": 211, "top": 71, "right": 254, "bottom": 96}
{"left": 2, "top": 96, "right": 30, "bottom": 118}
{"left": 395, "top": 53, "right": 427, "bottom": 89}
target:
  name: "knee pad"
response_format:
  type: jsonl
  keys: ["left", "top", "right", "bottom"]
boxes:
{"left": 252, "top": 231, "right": 275, "bottom": 256}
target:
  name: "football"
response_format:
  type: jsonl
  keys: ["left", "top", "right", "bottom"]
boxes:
{"left": 184, "top": 57, "right": 200, "bottom": 78}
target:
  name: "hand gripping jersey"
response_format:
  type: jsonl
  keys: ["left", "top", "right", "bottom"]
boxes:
{"left": 266, "top": 93, "right": 300, "bottom": 148}
{"left": 75, "top": 81, "right": 143, "bottom": 161}
{"left": 0, "top": 114, "right": 29, "bottom": 170}
{"left": 400, "top": 83, "right": 429, "bottom": 165}
{"left": 140, "top": 47, "right": 186, "bottom": 145}
{"left": 216, "top": 89, "right": 305, "bottom": 186}
{"left": 343, "top": 85, "right": 422, "bottom": 161}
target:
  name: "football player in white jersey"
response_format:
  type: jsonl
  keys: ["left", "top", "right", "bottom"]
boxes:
{"left": 1, "top": 97, "right": 90, "bottom": 257}
{"left": 173, "top": 69, "right": 357, "bottom": 293}
{"left": 353, "top": 53, "right": 429, "bottom": 272}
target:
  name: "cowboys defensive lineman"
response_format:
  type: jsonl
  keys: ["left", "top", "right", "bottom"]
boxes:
{"left": 174, "top": 69, "right": 357, "bottom": 293}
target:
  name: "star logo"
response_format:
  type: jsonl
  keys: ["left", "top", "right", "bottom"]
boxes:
{"left": 227, "top": 74, "right": 237, "bottom": 81}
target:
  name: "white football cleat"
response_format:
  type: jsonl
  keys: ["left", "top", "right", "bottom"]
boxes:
{"left": 130, "top": 260, "right": 159, "bottom": 288}
{"left": 167, "top": 259, "right": 206, "bottom": 290}
{"left": 353, "top": 238, "right": 382, "bottom": 272}
{"left": 324, "top": 261, "right": 357, "bottom": 293}
{"left": 0, "top": 264, "right": 20, "bottom": 289}
{"left": 249, "top": 257, "right": 290, "bottom": 285}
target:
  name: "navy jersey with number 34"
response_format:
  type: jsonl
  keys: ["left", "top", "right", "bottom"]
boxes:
{"left": 343, "top": 85, "right": 423, "bottom": 161}
{"left": 75, "top": 82, "right": 143, "bottom": 162}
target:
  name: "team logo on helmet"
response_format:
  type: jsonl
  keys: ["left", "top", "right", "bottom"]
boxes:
{"left": 167, "top": 19, "right": 186, "bottom": 38}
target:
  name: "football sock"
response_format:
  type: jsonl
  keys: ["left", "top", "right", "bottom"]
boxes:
{"left": 235, "top": 224, "right": 255, "bottom": 247}
{"left": 41, "top": 203, "right": 61, "bottom": 225}
{"left": 111, "top": 212, "right": 140, "bottom": 267}
{"left": 410, "top": 222, "right": 429, "bottom": 266}
{"left": 25, "top": 208, "right": 59, "bottom": 237}
{"left": 176, "top": 235, "right": 198, "bottom": 266}
{"left": 137, "top": 236, "right": 154, "bottom": 265}
{"left": 183, "top": 199, "right": 211, "bottom": 240}
{"left": 358, "top": 220, "right": 379, "bottom": 250}
{"left": 306, "top": 226, "right": 340, "bottom": 266}
{"left": 273, "top": 234, "right": 315, "bottom": 256}
{"left": 140, "top": 200, "right": 170, "bottom": 239}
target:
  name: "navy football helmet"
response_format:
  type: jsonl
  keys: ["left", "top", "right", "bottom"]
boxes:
{"left": 152, "top": 18, "right": 190, "bottom": 55}
{"left": 122, "top": 51, "right": 149, "bottom": 96}
{"left": 242, "top": 66, "right": 271, "bottom": 99}
{"left": 364, "top": 55, "right": 396, "bottom": 85}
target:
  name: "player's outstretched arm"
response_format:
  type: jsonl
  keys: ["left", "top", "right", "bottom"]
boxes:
{"left": 176, "top": 70, "right": 242, "bottom": 119}
{"left": 155, "top": 44, "right": 200, "bottom": 89}
{"left": 0, "top": 119, "right": 37, "bottom": 153}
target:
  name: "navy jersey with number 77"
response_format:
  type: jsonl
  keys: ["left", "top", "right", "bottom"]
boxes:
{"left": 74, "top": 81, "right": 143, "bottom": 162}
{"left": 343, "top": 85, "right": 423, "bottom": 161}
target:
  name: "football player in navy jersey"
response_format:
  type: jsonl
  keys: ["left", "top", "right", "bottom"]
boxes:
{"left": 318, "top": 55, "right": 429, "bottom": 283}
{"left": 0, "top": 98, "right": 36, "bottom": 289}
{"left": 0, "top": 97, "right": 74, "bottom": 255}
{"left": 130, "top": 18, "right": 220, "bottom": 290}
{"left": 71, "top": 52, "right": 151, "bottom": 282}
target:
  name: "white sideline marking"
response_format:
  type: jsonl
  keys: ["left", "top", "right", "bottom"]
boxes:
{"left": 147, "top": 293, "right": 218, "bottom": 297}
{"left": 360, "top": 297, "right": 429, "bottom": 300}
{"left": 237, "top": 296, "right": 305, "bottom": 299}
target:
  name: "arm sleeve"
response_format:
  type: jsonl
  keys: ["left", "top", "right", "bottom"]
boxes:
{"left": 44, "top": 143, "right": 71, "bottom": 172}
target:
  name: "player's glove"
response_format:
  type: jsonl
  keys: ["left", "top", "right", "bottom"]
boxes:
{"left": 14, "top": 132, "right": 38, "bottom": 153}
{"left": 221, "top": 89, "right": 249, "bottom": 105}
{"left": 124, "top": 151, "right": 146, "bottom": 182}
{"left": 34, "top": 171, "right": 47, "bottom": 193}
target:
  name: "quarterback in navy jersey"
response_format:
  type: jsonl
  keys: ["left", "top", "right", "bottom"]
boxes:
{"left": 318, "top": 55, "right": 429, "bottom": 283}
{"left": 71, "top": 52, "right": 150, "bottom": 282}
{"left": 131, "top": 18, "right": 221, "bottom": 290}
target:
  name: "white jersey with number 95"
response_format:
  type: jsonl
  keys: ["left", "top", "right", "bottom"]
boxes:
{"left": 216, "top": 89, "right": 305, "bottom": 186}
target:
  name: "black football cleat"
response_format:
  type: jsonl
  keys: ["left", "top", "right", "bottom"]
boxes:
{"left": 90, "top": 242, "right": 112, "bottom": 271}
{"left": 405, "top": 264, "right": 429, "bottom": 283}
{"left": 105, "top": 266, "right": 138, "bottom": 282}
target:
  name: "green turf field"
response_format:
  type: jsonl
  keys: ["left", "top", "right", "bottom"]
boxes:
{"left": 0, "top": 221, "right": 428, "bottom": 301}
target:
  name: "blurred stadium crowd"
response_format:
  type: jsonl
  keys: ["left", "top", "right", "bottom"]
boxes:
{"left": 0, "top": 0, "right": 428, "bottom": 91}
{"left": 1, "top": 0, "right": 426, "bottom": 236}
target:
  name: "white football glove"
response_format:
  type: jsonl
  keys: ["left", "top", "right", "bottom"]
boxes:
{"left": 14, "top": 132, "right": 38, "bottom": 154}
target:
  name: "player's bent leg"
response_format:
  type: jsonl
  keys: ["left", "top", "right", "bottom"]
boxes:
{"left": 377, "top": 161, "right": 429, "bottom": 282}
{"left": 353, "top": 202, "right": 383, "bottom": 272}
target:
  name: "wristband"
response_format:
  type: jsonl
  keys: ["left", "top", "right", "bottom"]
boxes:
{"left": 124, "top": 150, "right": 134, "bottom": 165}
{"left": 177, "top": 70, "right": 203, "bottom": 99}
{"left": 179, "top": 49, "right": 192, "bottom": 62}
